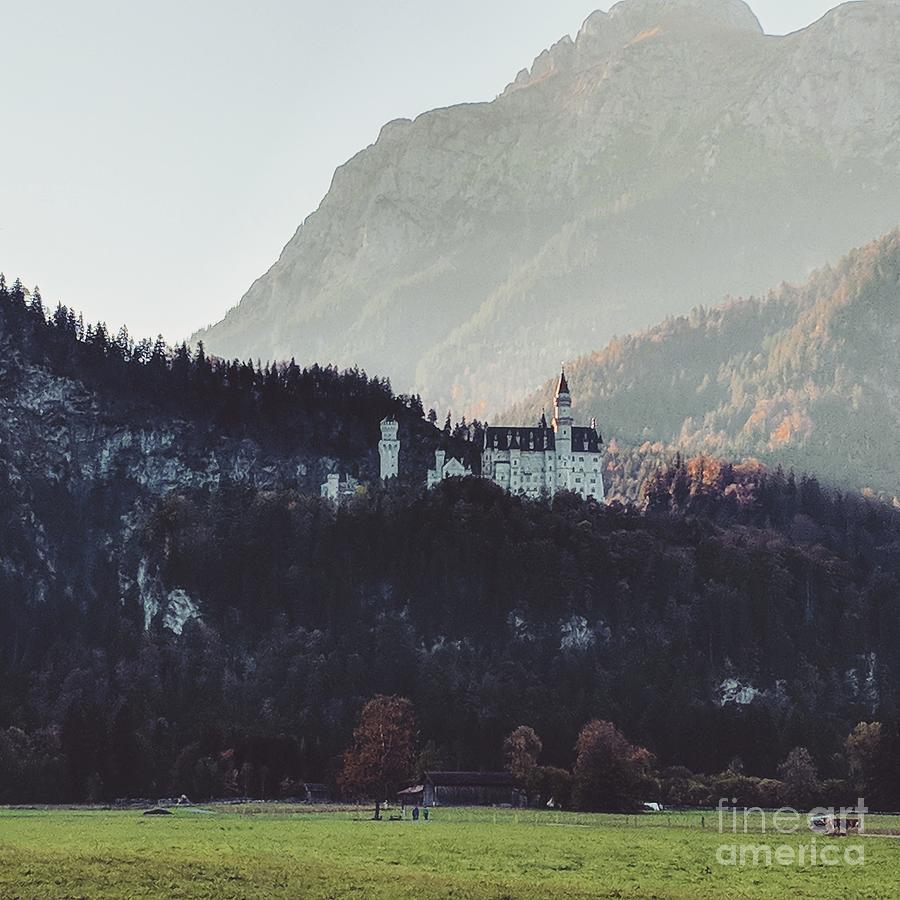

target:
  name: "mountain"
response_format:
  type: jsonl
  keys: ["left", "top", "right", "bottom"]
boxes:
{"left": 194, "top": 0, "right": 900, "bottom": 415}
{"left": 507, "top": 230, "right": 900, "bottom": 495}
{"left": 4, "top": 275, "right": 900, "bottom": 804}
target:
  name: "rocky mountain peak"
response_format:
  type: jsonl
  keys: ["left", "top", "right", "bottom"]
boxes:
{"left": 194, "top": 0, "right": 900, "bottom": 417}
{"left": 506, "top": 0, "right": 764, "bottom": 93}
{"left": 796, "top": 1, "right": 900, "bottom": 49}
{"left": 603, "top": 0, "right": 763, "bottom": 34}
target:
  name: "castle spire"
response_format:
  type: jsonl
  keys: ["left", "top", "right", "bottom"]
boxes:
{"left": 553, "top": 366, "right": 573, "bottom": 437}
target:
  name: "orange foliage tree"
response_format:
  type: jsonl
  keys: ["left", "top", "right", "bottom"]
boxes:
{"left": 503, "top": 725, "right": 543, "bottom": 782}
{"left": 572, "top": 719, "right": 653, "bottom": 812}
{"left": 338, "top": 695, "right": 416, "bottom": 819}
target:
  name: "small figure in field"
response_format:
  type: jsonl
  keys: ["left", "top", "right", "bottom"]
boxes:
{"left": 412, "top": 806, "right": 420, "bottom": 822}
{"left": 423, "top": 807, "right": 429, "bottom": 822}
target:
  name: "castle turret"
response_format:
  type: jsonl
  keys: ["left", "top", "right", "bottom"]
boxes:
{"left": 553, "top": 368, "right": 573, "bottom": 458}
{"left": 378, "top": 417, "right": 400, "bottom": 480}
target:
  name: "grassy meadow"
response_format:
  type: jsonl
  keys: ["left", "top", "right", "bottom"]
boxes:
{"left": 0, "top": 806, "right": 898, "bottom": 899}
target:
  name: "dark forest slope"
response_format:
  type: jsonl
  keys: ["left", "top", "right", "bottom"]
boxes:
{"left": 2, "top": 276, "right": 900, "bottom": 805}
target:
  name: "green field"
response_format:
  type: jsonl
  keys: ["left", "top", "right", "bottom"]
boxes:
{"left": 1, "top": 806, "right": 898, "bottom": 899}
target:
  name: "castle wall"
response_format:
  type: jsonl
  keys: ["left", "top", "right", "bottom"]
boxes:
{"left": 482, "top": 446, "right": 604, "bottom": 501}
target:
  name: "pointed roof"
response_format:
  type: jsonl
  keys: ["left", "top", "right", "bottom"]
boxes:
{"left": 556, "top": 368, "right": 570, "bottom": 397}
{"left": 539, "top": 410, "right": 548, "bottom": 429}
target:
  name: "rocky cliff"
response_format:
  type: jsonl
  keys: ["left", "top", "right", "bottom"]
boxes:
{"left": 0, "top": 290, "right": 447, "bottom": 634}
{"left": 194, "top": 0, "right": 900, "bottom": 415}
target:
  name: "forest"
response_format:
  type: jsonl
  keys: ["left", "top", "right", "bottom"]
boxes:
{"left": 1, "top": 275, "right": 900, "bottom": 807}
{"left": 509, "top": 231, "right": 900, "bottom": 498}
{"left": 2, "top": 456, "right": 900, "bottom": 804}
{"left": 0, "top": 274, "right": 475, "bottom": 478}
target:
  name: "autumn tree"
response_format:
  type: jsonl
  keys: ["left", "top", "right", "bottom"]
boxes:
{"left": 572, "top": 720, "right": 653, "bottom": 812}
{"left": 846, "top": 722, "right": 882, "bottom": 796}
{"left": 338, "top": 695, "right": 416, "bottom": 820}
{"left": 778, "top": 747, "right": 820, "bottom": 810}
{"left": 503, "top": 725, "right": 542, "bottom": 782}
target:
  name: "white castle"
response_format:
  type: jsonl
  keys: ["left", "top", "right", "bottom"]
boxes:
{"left": 378, "top": 416, "right": 400, "bottom": 480}
{"left": 481, "top": 370, "right": 605, "bottom": 501}
{"left": 324, "top": 375, "right": 604, "bottom": 501}
{"left": 320, "top": 473, "right": 361, "bottom": 502}
{"left": 427, "top": 449, "right": 472, "bottom": 488}
{"left": 320, "top": 416, "right": 400, "bottom": 503}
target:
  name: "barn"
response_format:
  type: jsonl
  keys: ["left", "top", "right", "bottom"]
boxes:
{"left": 423, "top": 771, "right": 521, "bottom": 807}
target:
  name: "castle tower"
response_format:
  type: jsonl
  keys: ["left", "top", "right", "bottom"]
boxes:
{"left": 553, "top": 369, "right": 573, "bottom": 456}
{"left": 379, "top": 417, "right": 400, "bottom": 480}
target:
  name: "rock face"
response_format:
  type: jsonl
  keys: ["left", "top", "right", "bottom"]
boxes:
{"left": 194, "top": 0, "right": 900, "bottom": 415}
{"left": 0, "top": 358, "right": 309, "bottom": 633}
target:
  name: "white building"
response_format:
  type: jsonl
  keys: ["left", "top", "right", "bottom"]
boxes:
{"left": 481, "top": 370, "right": 605, "bottom": 501}
{"left": 320, "top": 473, "right": 361, "bottom": 503}
{"left": 426, "top": 449, "right": 473, "bottom": 489}
{"left": 378, "top": 416, "right": 400, "bottom": 480}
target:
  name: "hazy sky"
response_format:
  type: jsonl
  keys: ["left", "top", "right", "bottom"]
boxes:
{"left": 2, "top": 0, "right": 844, "bottom": 343}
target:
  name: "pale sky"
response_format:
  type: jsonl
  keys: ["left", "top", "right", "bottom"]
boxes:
{"left": 2, "top": 0, "right": 845, "bottom": 343}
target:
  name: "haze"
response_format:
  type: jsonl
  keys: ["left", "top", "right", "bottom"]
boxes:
{"left": 2, "top": 0, "right": 845, "bottom": 343}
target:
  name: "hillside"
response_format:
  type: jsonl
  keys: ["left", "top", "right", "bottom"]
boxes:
{"left": 194, "top": 0, "right": 900, "bottom": 414}
{"left": 508, "top": 231, "right": 900, "bottom": 495}
{"left": 3, "top": 275, "right": 900, "bottom": 804}
{"left": 0, "top": 277, "right": 463, "bottom": 629}
{"left": 3, "top": 439, "right": 900, "bottom": 802}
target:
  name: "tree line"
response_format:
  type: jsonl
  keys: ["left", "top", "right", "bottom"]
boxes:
{"left": 2, "top": 466, "right": 899, "bottom": 805}
{"left": 2, "top": 274, "right": 900, "bottom": 807}
{"left": 0, "top": 274, "right": 432, "bottom": 461}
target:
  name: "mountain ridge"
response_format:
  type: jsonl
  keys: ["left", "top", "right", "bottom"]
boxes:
{"left": 194, "top": 0, "right": 900, "bottom": 416}
{"left": 505, "top": 229, "right": 900, "bottom": 496}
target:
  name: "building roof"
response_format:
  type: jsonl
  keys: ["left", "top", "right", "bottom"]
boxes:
{"left": 572, "top": 427, "right": 603, "bottom": 452}
{"left": 483, "top": 426, "right": 602, "bottom": 452}
{"left": 484, "top": 427, "right": 554, "bottom": 451}
{"left": 425, "top": 771, "right": 515, "bottom": 787}
{"left": 398, "top": 785, "right": 425, "bottom": 796}
{"left": 556, "top": 369, "right": 570, "bottom": 397}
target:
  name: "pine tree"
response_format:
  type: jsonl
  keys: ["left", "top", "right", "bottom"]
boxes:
{"left": 115, "top": 325, "right": 133, "bottom": 361}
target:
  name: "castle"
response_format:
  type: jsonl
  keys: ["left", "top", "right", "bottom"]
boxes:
{"left": 481, "top": 370, "right": 605, "bottom": 501}
{"left": 378, "top": 416, "right": 400, "bottom": 480}
{"left": 427, "top": 449, "right": 472, "bottom": 488}
{"left": 323, "top": 372, "right": 604, "bottom": 501}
